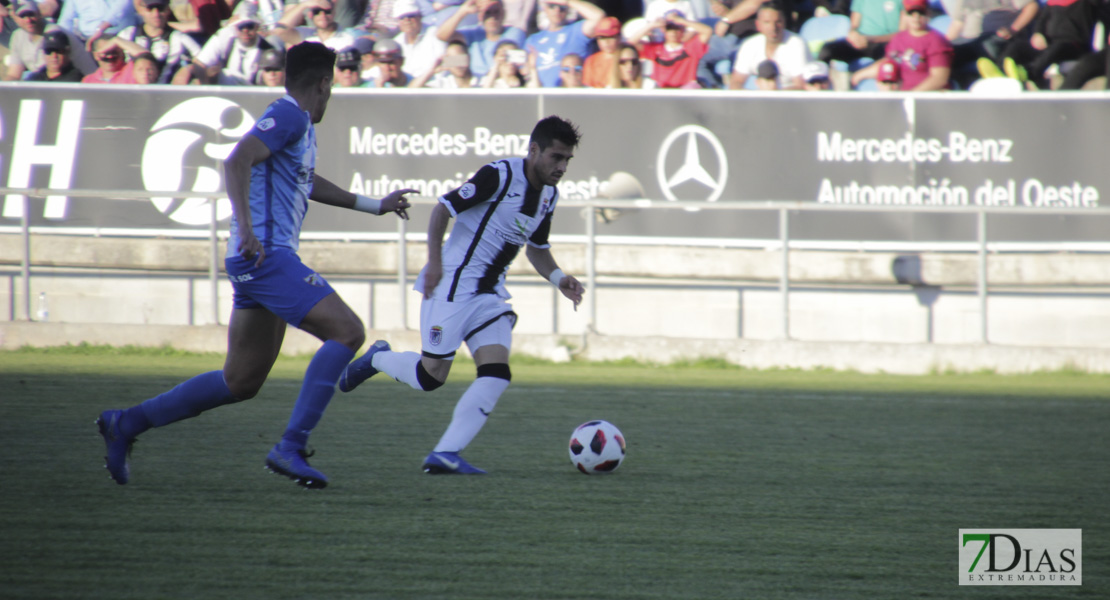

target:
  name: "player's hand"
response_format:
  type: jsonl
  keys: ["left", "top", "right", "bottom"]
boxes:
{"left": 422, "top": 261, "right": 442, "bottom": 299}
{"left": 1030, "top": 33, "right": 1047, "bottom": 51}
{"left": 380, "top": 188, "right": 416, "bottom": 220}
{"left": 558, "top": 274, "right": 585, "bottom": 311}
{"left": 239, "top": 232, "right": 266, "bottom": 267}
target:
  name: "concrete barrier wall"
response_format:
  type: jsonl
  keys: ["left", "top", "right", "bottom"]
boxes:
{"left": 4, "top": 235, "right": 1110, "bottom": 371}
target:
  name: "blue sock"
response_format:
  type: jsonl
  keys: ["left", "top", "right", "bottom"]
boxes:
{"left": 280, "top": 340, "right": 355, "bottom": 450}
{"left": 129, "top": 370, "right": 236, "bottom": 437}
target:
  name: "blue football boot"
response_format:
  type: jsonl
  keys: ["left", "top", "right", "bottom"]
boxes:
{"left": 96, "top": 409, "right": 135, "bottom": 485}
{"left": 265, "top": 444, "right": 329, "bottom": 489}
{"left": 338, "top": 340, "right": 391, "bottom": 392}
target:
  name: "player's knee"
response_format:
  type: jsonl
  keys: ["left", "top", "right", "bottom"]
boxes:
{"left": 416, "top": 361, "right": 445, "bottom": 391}
{"left": 476, "top": 363, "right": 511, "bottom": 382}
{"left": 225, "top": 375, "right": 264, "bottom": 400}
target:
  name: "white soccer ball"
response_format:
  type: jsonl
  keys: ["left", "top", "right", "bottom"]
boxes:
{"left": 568, "top": 420, "right": 626, "bottom": 474}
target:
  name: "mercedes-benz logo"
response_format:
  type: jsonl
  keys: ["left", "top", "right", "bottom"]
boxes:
{"left": 655, "top": 125, "right": 728, "bottom": 203}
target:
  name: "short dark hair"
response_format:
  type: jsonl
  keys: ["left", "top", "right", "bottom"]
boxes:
{"left": 530, "top": 116, "right": 581, "bottom": 151}
{"left": 284, "top": 41, "right": 335, "bottom": 91}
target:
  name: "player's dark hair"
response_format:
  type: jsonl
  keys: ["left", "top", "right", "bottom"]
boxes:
{"left": 530, "top": 116, "right": 581, "bottom": 151}
{"left": 285, "top": 42, "right": 335, "bottom": 92}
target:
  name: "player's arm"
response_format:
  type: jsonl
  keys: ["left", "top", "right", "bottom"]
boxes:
{"left": 223, "top": 134, "right": 272, "bottom": 266}
{"left": 526, "top": 245, "right": 584, "bottom": 309}
{"left": 308, "top": 174, "right": 414, "bottom": 219}
{"left": 421, "top": 202, "right": 452, "bottom": 298}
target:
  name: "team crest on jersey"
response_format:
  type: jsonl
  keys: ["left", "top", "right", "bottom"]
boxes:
{"left": 459, "top": 183, "right": 476, "bottom": 199}
{"left": 430, "top": 326, "right": 444, "bottom": 346}
{"left": 257, "top": 117, "right": 276, "bottom": 131}
{"left": 303, "top": 272, "right": 325, "bottom": 287}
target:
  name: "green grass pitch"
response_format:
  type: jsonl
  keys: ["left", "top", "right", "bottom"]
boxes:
{"left": 1, "top": 346, "right": 1107, "bottom": 599}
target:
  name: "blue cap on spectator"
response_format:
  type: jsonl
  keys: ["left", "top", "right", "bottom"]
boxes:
{"left": 353, "top": 36, "right": 376, "bottom": 55}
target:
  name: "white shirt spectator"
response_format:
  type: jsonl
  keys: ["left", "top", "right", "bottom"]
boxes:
{"left": 394, "top": 25, "right": 447, "bottom": 78}
{"left": 196, "top": 26, "right": 273, "bottom": 85}
{"left": 295, "top": 27, "right": 358, "bottom": 51}
{"left": 732, "top": 29, "right": 811, "bottom": 88}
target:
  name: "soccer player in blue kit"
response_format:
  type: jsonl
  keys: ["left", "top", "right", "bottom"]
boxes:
{"left": 338, "top": 116, "right": 586, "bottom": 474}
{"left": 96, "top": 41, "right": 413, "bottom": 489}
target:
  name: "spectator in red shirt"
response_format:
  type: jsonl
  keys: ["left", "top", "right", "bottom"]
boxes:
{"left": 851, "top": 0, "right": 953, "bottom": 91}
{"left": 82, "top": 36, "right": 138, "bottom": 83}
{"left": 629, "top": 9, "right": 713, "bottom": 88}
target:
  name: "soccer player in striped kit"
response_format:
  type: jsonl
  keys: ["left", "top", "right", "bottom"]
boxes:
{"left": 339, "top": 116, "right": 586, "bottom": 474}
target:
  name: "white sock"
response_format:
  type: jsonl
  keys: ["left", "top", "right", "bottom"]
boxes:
{"left": 434, "top": 377, "right": 510, "bottom": 453}
{"left": 372, "top": 351, "right": 424, "bottom": 390}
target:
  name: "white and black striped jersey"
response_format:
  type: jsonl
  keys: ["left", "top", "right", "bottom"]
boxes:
{"left": 416, "top": 157, "right": 558, "bottom": 302}
{"left": 116, "top": 26, "right": 202, "bottom": 83}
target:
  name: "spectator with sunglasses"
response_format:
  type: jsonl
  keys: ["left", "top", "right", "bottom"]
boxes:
{"left": 851, "top": 0, "right": 952, "bottom": 90}
{"left": 4, "top": 0, "right": 96, "bottom": 80}
{"left": 254, "top": 47, "right": 288, "bottom": 85}
{"left": 115, "top": 0, "right": 202, "bottom": 84}
{"left": 82, "top": 35, "right": 140, "bottom": 82}
{"left": 557, "top": 51, "right": 584, "bottom": 86}
{"left": 26, "top": 29, "right": 89, "bottom": 81}
{"left": 525, "top": 0, "right": 606, "bottom": 87}
{"left": 365, "top": 35, "right": 413, "bottom": 84}
{"left": 274, "top": 0, "right": 358, "bottom": 50}
{"left": 613, "top": 42, "right": 655, "bottom": 88}
{"left": 333, "top": 45, "right": 370, "bottom": 84}
{"left": 191, "top": 9, "right": 276, "bottom": 84}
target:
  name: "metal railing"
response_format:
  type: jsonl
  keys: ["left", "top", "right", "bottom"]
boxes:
{"left": 6, "top": 186, "right": 1110, "bottom": 344}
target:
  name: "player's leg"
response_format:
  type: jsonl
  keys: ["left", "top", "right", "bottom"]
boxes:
{"left": 423, "top": 307, "right": 516, "bottom": 475}
{"left": 339, "top": 296, "right": 457, "bottom": 393}
{"left": 96, "top": 307, "right": 285, "bottom": 485}
{"left": 265, "top": 292, "right": 365, "bottom": 489}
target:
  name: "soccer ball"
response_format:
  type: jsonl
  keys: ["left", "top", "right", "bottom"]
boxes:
{"left": 568, "top": 420, "right": 626, "bottom": 474}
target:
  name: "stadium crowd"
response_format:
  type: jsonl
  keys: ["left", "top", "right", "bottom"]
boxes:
{"left": 2, "top": 0, "right": 1107, "bottom": 90}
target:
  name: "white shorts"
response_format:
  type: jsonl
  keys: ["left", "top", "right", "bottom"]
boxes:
{"left": 419, "top": 294, "right": 517, "bottom": 359}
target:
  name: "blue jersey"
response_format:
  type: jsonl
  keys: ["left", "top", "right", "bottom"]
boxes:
{"left": 227, "top": 95, "right": 316, "bottom": 257}
{"left": 525, "top": 21, "right": 591, "bottom": 87}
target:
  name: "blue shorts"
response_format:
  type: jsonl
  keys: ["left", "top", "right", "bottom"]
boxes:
{"left": 225, "top": 249, "right": 335, "bottom": 327}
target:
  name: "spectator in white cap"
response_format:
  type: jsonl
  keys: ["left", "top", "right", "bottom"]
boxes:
{"left": 390, "top": 0, "right": 446, "bottom": 78}
{"left": 274, "top": 0, "right": 358, "bottom": 51}
{"left": 801, "top": 60, "right": 831, "bottom": 90}
{"left": 4, "top": 0, "right": 96, "bottom": 80}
